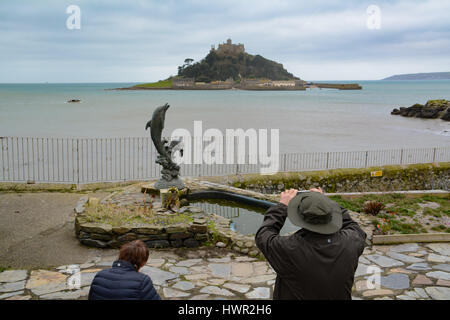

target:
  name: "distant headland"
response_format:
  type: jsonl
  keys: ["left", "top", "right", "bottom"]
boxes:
{"left": 115, "top": 39, "right": 362, "bottom": 91}
{"left": 383, "top": 72, "right": 450, "bottom": 80}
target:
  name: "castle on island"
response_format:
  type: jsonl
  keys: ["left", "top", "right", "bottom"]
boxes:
{"left": 210, "top": 39, "right": 245, "bottom": 56}
{"left": 127, "top": 37, "right": 362, "bottom": 91}
{"left": 173, "top": 38, "right": 307, "bottom": 90}
{"left": 170, "top": 39, "right": 355, "bottom": 90}
{"left": 172, "top": 39, "right": 305, "bottom": 90}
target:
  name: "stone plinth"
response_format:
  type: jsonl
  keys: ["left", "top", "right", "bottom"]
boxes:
{"left": 141, "top": 179, "right": 185, "bottom": 194}
{"left": 141, "top": 182, "right": 161, "bottom": 196}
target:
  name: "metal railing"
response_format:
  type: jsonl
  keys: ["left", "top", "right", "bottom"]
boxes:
{"left": 191, "top": 202, "right": 241, "bottom": 219}
{"left": 0, "top": 136, "right": 449, "bottom": 184}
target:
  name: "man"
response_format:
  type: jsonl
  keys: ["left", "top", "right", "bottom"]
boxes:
{"left": 255, "top": 187, "right": 366, "bottom": 300}
{"left": 89, "top": 240, "right": 161, "bottom": 300}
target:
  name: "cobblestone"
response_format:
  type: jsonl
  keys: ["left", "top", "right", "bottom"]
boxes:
{"left": 1, "top": 241, "right": 449, "bottom": 300}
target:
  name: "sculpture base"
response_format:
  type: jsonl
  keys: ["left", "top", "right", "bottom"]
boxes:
{"left": 154, "top": 178, "right": 185, "bottom": 190}
{"left": 141, "top": 182, "right": 160, "bottom": 195}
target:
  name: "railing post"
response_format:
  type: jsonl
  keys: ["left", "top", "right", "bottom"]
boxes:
{"left": 326, "top": 152, "right": 330, "bottom": 169}
{"left": 400, "top": 149, "right": 404, "bottom": 164}
{"left": 76, "top": 139, "right": 80, "bottom": 184}
{"left": 1, "top": 137, "right": 5, "bottom": 181}
{"left": 364, "top": 151, "right": 369, "bottom": 168}
{"left": 432, "top": 147, "right": 437, "bottom": 163}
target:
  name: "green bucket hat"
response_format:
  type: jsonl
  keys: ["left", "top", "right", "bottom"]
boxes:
{"left": 287, "top": 192, "right": 342, "bottom": 234}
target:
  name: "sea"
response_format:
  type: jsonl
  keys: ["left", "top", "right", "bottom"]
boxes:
{"left": 0, "top": 80, "right": 449, "bottom": 153}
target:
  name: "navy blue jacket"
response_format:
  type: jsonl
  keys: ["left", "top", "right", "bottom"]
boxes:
{"left": 88, "top": 260, "right": 161, "bottom": 300}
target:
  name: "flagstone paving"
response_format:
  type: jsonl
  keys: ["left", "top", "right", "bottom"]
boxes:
{"left": 1, "top": 243, "right": 449, "bottom": 300}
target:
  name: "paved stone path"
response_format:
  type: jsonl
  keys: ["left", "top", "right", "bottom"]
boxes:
{"left": 1, "top": 243, "right": 449, "bottom": 300}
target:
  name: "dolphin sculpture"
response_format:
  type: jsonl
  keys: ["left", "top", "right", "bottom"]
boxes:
{"left": 145, "top": 103, "right": 170, "bottom": 157}
{"left": 145, "top": 103, "right": 184, "bottom": 189}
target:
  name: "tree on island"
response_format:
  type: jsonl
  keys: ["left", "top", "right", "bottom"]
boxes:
{"left": 178, "top": 58, "right": 194, "bottom": 75}
{"left": 184, "top": 58, "right": 194, "bottom": 66}
{"left": 177, "top": 50, "right": 298, "bottom": 83}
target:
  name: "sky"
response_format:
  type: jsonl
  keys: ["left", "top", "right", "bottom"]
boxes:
{"left": 0, "top": 0, "right": 449, "bottom": 82}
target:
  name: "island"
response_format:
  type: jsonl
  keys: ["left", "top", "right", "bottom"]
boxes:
{"left": 115, "top": 39, "right": 362, "bottom": 91}
{"left": 383, "top": 72, "right": 450, "bottom": 80}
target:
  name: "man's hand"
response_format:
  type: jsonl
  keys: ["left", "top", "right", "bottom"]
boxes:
{"left": 280, "top": 189, "right": 298, "bottom": 206}
{"left": 309, "top": 187, "right": 324, "bottom": 194}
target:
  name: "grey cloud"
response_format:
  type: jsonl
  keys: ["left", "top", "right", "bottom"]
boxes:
{"left": 0, "top": 0, "right": 449, "bottom": 82}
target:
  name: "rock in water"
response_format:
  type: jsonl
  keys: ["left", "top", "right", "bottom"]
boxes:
{"left": 391, "top": 99, "right": 450, "bottom": 121}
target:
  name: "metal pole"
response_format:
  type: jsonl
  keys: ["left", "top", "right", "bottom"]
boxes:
{"left": 16, "top": 138, "right": 20, "bottom": 181}
{"left": 76, "top": 139, "right": 80, "bottom": 185}
{"left": 365, "top": 151, "right": 369, "bottom": 168}
{"left": 1, "top": 138, "right": 5, "bottom": 181}
{"left": 11, "top": 137, "right": 15, "bottom": 181}
{"left": 31, "top": 138, "right": 35, "bottom": 181}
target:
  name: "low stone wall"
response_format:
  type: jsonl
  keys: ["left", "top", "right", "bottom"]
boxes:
{"left": 74, "top": 198, "right": 263, "bottom": 257}
{"left": 74, "top": 199, "right": 209, "bottom": 249}
{"left": 207, "top": 213, "right": 262, "bottom": 258}
{"left": 222, "top": 163, "right": 450, "bottom": 194}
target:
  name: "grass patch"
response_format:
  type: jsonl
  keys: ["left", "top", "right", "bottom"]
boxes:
{"left": 0, "top": 266, "right": 12, "bottom": 273}
{"left": 330, "top": 194, "right": 420, "bottom": 212}
{"left": 389, "top": 220, "right": 427, "bottom": 234}
{"left": 83, "top": 204, "right": 193, "bottom": 227}
{"left": 331, "top": 194, "right": 448, "bottom": 217}
{"left": 396, "top": 207, "right": 417, "bottom": 217}
{"left": 329, "top": 195, "right": 363, "bottom": 212}
{"left": 333, "top": 193, "right": 449, "bottom": 235}
{"left": 206, "top": 220, "right": 221, "bottom": 245}
{"left": 374, "top": 217, "right": 428, "bottom": 234}
{"left": 423, "top": 207, "right": 442, "bottom": 218}
{"left": 134, "top": 79, "right": 173, "bottom": 88}
{"left": 431, "top": 225, "right": 450, "bottom": 232}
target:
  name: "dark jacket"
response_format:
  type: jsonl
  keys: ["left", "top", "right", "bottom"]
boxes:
{"left": 88, "top": 260, "right": 161, "bottom": 300}
{"left": 255, "top": 203, "right": 366, "bottom": 300}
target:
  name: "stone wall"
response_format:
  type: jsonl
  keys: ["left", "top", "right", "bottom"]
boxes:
{"left": 74, "top": 198, "right": 262, "bottom": 256}
{"left": 207, "top": 213, "right": 262, "bottom": 258}
{"left": 74, "top": 199, "right": 209, "bottom": 249}
{"left": 226, "top": 163, "right": 450, "bottom": 194}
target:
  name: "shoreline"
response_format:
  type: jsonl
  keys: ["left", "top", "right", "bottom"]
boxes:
{"left": 110, "top": 82, "right": 362, "bottom": 91}
{"left": 109, "top": 86, "right": 307, "bottom": 91}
